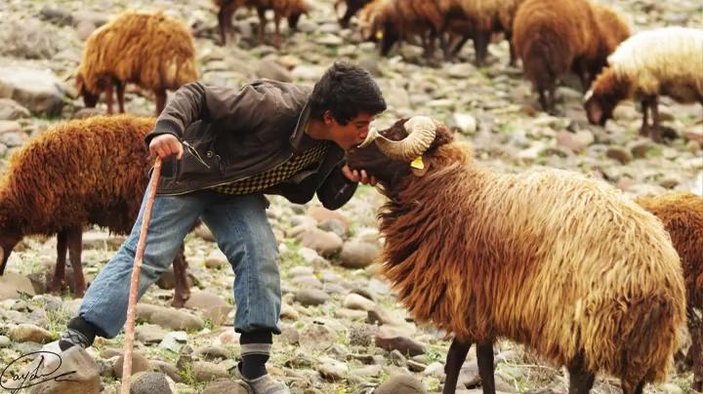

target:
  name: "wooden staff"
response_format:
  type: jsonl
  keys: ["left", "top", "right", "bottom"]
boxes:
{"left": 121, "top": 157, "right": 162, "bottom": 394}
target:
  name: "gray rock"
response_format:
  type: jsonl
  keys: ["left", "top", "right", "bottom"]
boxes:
{"left": 135, "top": 324, "right": 167, "bottom": 344}
{"left": 374, "top": 333, "right": 425, "bottom": 356}
{"left": 0, "top": 272, "right": 36, "bottom": 300}
{"left": 0, "top": 98, "right": 30, "bottom": 120}
{"left": 114, "top": 352, "right": 151, "bottom": 378}
{"left": 201, "top": 379, "right": 250, "bottom": 394}
{"left": 343, "top": 293, "right": 376, "bottom": 311}
{"left": 0, "top": 67, "right": 66, "bottom": 116}
{"left": 294, "top": 288, "right": 330, "bottom": 306}
{"left": 299, "top": 322, "right": 337, "bottom": 352}
{"left": 8, "top": 323, "right": 53, "bottom": 343}
{"left": 129, "top": 371, "right": 174, "bottom": 394}
{"left": 339, "top": 241, "right": 381, "bottom": 269}
{"left": 297, "top": 228, "right": 343, "bottom": 257}
{"left": 374, "top": 373, "right": 426, "bottom": 394}
{"left": 26, "top": 346, "right": 100, "bottom": 394}
{"left": 606, "top": 147, "right": 633, "bottom": 164}
{"left": 192, "top": 361, "right": 229, "bottom": 382}
{"left": 255, "top": 58, "right": 293, "bottom": 82}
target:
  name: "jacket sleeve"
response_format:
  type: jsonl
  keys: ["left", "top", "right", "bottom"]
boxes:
{"left": 144, "top": 81, "right": 260, "bottom": 146}
{"left": 316, "top": 163, "right": 359, "bottom": 210}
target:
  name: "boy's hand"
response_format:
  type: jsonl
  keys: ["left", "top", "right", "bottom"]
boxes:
{"left": 149, "top": 134, "right": 183, "bottom": 160}
{"left": 342, "top": 164, "right": 377, "bottom": 186}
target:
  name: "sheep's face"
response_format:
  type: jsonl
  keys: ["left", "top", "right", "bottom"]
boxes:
{"left": 346, "top": 118, "right": 454, "bottom": 188}
{"left": 76, "top": 74, "right": 99, "bottom": 108}
{"left": 584, "top": 92, "right": 613, "bottom": 126}
{"left": 584, "top": 68, "right": 629, "bottom": 127}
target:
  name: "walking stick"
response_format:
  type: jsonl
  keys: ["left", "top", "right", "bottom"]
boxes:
{"left": 121, "top": 157, "right": 162, "bottom": 394}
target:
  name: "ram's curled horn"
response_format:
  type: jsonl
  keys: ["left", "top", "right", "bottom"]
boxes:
{"left": 358, "top": 126, "right": 380, "bottom": 148}
{"left": 375, "top": 116, "right": 437, "bottom": 161}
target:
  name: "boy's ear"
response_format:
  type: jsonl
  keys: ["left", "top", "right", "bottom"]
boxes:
{"left": 323, "top": 110, "right": 336, "bottom": 126}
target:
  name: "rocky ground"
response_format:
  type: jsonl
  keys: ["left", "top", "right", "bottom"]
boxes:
{"left": 0, "top": 0, "right": 701, "bottom": 393}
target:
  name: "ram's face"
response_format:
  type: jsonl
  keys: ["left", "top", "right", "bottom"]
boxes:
{"left": 346, "top": 119, "right": 415, "bottom": 185}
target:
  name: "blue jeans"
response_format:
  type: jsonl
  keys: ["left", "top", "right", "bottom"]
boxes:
{"left": 78, "top": 181, "right": 281, "bottom": 338}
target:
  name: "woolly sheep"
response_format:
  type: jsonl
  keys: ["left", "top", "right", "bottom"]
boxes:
{"left": 0, "top": 115, "right": 190, "bottom": 307}
{"left": 584, "top": 26, "right": 703, "bottom": 142}
{"left": 636, "top": 192, "right": 703, "bottom": 392}
{"left": 513, "top": 0, "right": 630, "bottom": 112}
{"left": 76, "top": 10, "right": 198, "bottom": 115}
{"left": 214, "top": 0, "right": 309, "bottom": 47}
{"left": 346, "top": 116, "right": 686, "bottom": 394}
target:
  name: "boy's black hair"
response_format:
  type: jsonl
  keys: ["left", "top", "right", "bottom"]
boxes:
{"left": 309, "top": 61, "right": 387, "bottom": 124}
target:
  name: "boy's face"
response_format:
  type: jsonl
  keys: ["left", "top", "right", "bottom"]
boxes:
{"left": 325, "top": 112, "right": 375, "bottom": 150}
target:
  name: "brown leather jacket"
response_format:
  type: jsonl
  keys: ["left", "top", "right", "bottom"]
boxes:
{"left": 146, "top": 80, "right": 357, "bottom": 210}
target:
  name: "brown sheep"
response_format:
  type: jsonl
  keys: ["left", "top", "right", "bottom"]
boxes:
{"left": 214, "top": 0, "right": 309, "bottom": 47}
{"left": 636, "top": 192, "right": 703, "bottom": 392}
{"left": 440, "top": 0, "right": 526, "bottom": 66}
{"left": 346, "top": 116, "right": 685, "bottom": 394}
{"left": 0, "top": 115, "right": 190, "bottom": 307}
{"left": 358, "top": 0, "right": 446, "bottom": 59}
{"left": 335, "top": 0, "right": 373, "bottom": 28}
{"left": 512, "top": 0, "right": 629, "bottom": 112}
{"left": 76, "top": 10, "right": 198, "bottom": 116}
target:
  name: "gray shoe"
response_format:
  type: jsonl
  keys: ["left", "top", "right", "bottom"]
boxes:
{"left": 232, "top": 363, "right": 290, "bottom": 394}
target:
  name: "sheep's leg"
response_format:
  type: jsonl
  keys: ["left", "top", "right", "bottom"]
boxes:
{"left": 640, "top": 98, "right": 650, "bottom": 136}
{"left": 218, "top": 4, "right": 237, "bottom": 45}
{"left": 473, "top": 29, "right": 490, "bottom": 66}
{"left": 649, "top": 96, "right": 661, "bottom": 142}
{"left": 442, "top": 337, "right": 471, "bottom": 394}
{"left": 116, "top": 81, "right": 125, "bottom": 114}
{"left": 49, "top": 231, "right": 68, "bottom": 293}
{"left": 567, "top": 353, "right": 595, "bottom": 394}
{"left": 476, "top": 342, "right": 495, "bottom": 393}
{"left": 506, "top": 33, "right": 517, "bottom": 67}
{"left": 689, "top": 307, "right": 703, "bottom": 392}
{"left": 105, "top": 83, "right": 114, "bottom": 114}
{"left": 155, "top": 89, "right": 167, "bottom": 116}
{"left": 67, "top": 227, "right": 86, "bottom": 297}
{"left": 621, "top": 380, "right": 645, "bottom": 394}
{"left": 273, "top": 12, "right": 282, "bottom": 48}
{"left": 170, "top": 244, "right": 190, "bottom": 308}
{"left": 256, "top": 7, "right": 267, "bottom": 45}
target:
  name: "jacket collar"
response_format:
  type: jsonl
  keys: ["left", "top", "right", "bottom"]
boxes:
{"left": 290, "top": 101, "right": 311, "bottom": 154}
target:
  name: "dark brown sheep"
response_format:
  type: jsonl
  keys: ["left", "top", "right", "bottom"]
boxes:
{"left": 512, "top": 0, "right": 629, "bottom": 111}
{"left": 214, "top": 0, "right": 309, "bottom": 47}
{"left": 0, "top": 115, "right": 190, "bottom": 307}
{"left": 346, "top": 116, "right": 685, "bottom": 394}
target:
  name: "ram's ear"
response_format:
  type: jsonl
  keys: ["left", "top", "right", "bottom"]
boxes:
{"left": 410, "top": 155, "right": 429, "bottom": 177}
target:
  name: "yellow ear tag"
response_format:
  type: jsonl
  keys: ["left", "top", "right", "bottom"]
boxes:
{"left": 410, "top": 156, "right": 424, "bottom": 170}
{"left": 375, "top": 30, "right": 384, "bottom": 40}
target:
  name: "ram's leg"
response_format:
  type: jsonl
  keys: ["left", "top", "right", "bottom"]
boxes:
{"left": 649, "top": 96, "right": 662, "bottom": 142}
{"left": 171, "top": 244, "right": 190, "bottom": 308}
{"left": 49, "top": 231, "right": 68, "bottom": 293}
{"left": 67, "top": 227, "right": 86, "bottom": 297}
{"left": 155, "top": 89, "right": 167, "bottom": 116}
{"left": 621, "top": 380, "right": 645, "bottom": 394}
{"left": 443, "top": 337, "right": 471, "bottom": 394}
{"left": 116, "top": 81, "right": 125, "bottom": 114}
{"left": 567, "top": 353, "right": 595, "bottom": 394}
{"left": 105, "top": 83, "right": 114, "bottom": 114}
{"left": 477, "top": 342, "right": 495, "bottom": 393}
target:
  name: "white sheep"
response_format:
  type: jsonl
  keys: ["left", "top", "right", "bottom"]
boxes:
{"left": 584, "top": 26, "right": 703, "bottom": 142}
